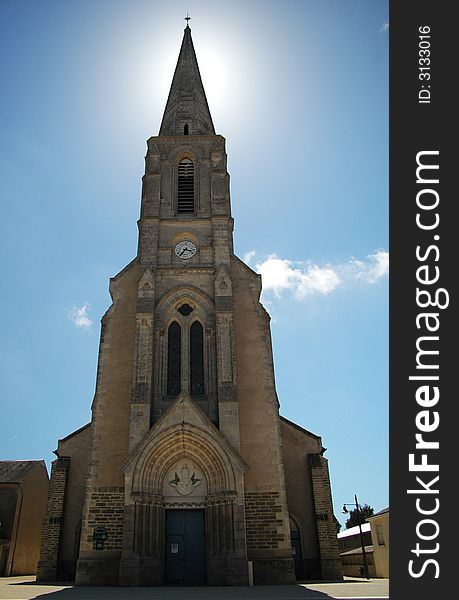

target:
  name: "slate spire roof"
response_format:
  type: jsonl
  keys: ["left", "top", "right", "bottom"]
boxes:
{"left": 159, "top": 25, "right": 215, "bottom": 136}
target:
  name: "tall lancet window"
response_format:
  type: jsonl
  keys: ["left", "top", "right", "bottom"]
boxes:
{"left": 167, "top": 321, "right": 181, "bottom": 395}
{"left": 177, "top": 159, "right": 194, "bottom": 213}
{"left": 190, "top": 321, "right": 205, "bottom": 396}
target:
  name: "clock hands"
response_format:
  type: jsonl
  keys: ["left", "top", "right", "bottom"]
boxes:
{"left": 175, "top": 240, "right": 196, "bottom": 259}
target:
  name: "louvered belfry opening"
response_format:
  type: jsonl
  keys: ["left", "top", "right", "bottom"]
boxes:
{"left": 177, "top": 159, "right": 195, "bottom": 213}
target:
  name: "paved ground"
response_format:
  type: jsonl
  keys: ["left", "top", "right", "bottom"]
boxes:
{"left": 0, "top": 577, "right": 389, "bottom": 600}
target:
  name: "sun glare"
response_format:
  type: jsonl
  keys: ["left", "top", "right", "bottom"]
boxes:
{"left": 196, "top": 44, "right": 229, "bottom": 114}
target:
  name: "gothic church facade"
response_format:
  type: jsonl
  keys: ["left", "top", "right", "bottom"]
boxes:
{"left": 37, "top": 25, "right": 341, "bottom": 586}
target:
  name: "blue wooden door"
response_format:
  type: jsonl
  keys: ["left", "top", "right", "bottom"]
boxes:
{"left": 165, "top": 510, "right": 205, "bottom": 584}
{"left": 291, "top": 528, "right": 303, "bottom": 579}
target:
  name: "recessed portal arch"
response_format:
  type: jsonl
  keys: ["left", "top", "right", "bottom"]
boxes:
{"left": 121, "top": 396, "right": 248, "bottom": 585}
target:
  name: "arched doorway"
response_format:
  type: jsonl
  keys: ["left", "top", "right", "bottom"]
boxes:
{"left": 121, "top": 395, "right": 248, "bottom": 586}
{"left": 290, "top": 516, "right": 304, "bottom": 579}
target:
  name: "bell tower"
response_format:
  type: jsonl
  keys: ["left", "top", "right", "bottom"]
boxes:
{"left": 131, "top": 23, "right": 240, "bottom": 452}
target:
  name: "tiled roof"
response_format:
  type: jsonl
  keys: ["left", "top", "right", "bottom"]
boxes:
{"left": 369, "top": 506, "right": 389, "bottom": 517}
{"left": 340, "top": 544, "right": 374, "bottom": 557}
{"left": 337, "top": 522, "right": 371, "bottom": 538}
{"left": 0, "top": 460, "right": 45, "bottom": 483}
{"left": 280, "top": 416, "right": 322, "bottom": 440}
{"left": 59, "top": 422, "right": 90, "bottom": 443}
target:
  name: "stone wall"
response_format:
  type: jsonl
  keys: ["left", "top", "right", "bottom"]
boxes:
{"left": 280, "top": 418, "right": 323, "bottom": 579}
{"left": 57, "top": 424, "right": 91, "bottom": 580}
{"left": 37, "top": 457, "right": 69, "bottom": 581}
{"left": 232, "top": 256, "right": 295, "bottom": 584}
{"left": 309, "top": 453, "right": 343, "bottom": 580}
{"left": 244, "top": 491, "right": 285, "bottom": 550}
{"left": 84, "top": 487, "right": 124, "bottom": 551}
{"left": 76, "top": 260, "right": 138, "bottom": 585}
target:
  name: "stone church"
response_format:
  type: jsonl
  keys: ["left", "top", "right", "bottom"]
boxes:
{"left": 37, "top": 24, "right": 341, "bottom": 586}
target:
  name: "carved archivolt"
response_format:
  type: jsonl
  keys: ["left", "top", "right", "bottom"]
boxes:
{"left": 123, "top": 396, "right": 247, "bottom": 558}
{"left": 130, "top": 421, "right": 240, "bottom": 498}
{"left": 155, "top": 285, "right": 215, "bottom": 329}
{"left": 167, "top": 144, "right": 204, "bottom": 162}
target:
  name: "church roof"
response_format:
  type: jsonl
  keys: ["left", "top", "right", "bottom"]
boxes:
{"left": 0, "top": 460, "right": 46, "bottom": 483}
{"left": 280, "top": 415, "right": 322, "bottom": 441}
{"left": 159, "top": 26, "right": 215, "bottom": 136}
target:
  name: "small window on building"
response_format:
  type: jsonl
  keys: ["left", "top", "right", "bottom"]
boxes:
{"left": 184, "top": 123, "right": 189, "bottom": 135}
{"left": 177, "top": 159, "right": 194, "bottom": 213}
{"left": 376, "top": 523, "right": 385, "bottom": 546}
{"left": 177, "top": 303, "right": 193, "bottom": 316}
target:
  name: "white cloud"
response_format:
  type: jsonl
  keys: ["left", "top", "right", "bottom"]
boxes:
{"left": 297, "top": 264, "right": 341, "bottom": 297}
{"left": 256, "top": 255, "right": 340, "bottom": 298}
{"left": 381, "top": 21, "right": 389, "bottom": 34}
{"left": 348, "top": 250, "right": 389, "bottom": 283}
{"left": 69, "top": 303, "right": 93, "bottom": 330}
{"left": 243, "top": 250, "right": 256, "bottom": 265}
{"left": 246, "top": 250, "right": 388, "bottom": 300}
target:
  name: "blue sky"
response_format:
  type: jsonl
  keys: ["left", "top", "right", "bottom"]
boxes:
{"left": 0, "top": 0, "right": 388, "bottom": 528}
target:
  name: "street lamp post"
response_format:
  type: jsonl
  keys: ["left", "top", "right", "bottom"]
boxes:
{"left": 342, "top": 494, "right": 370, "bottom": 580}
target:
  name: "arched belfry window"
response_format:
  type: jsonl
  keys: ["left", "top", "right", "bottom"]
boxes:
{"left": 190, "top": 321, "right": 204, "bottom": 396}
{"left": 184, "top": 123, "right": 189, "bottom": 135}
{"left": 177, "top": 159, "right": 194, "bottom": 213}
{"left": 167, "top": 321, "right": 181, "bottom": 395}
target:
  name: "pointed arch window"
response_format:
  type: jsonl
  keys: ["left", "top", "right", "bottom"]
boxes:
{"left": 167, "top": 321, "right": 181, "bottom": 395}
{"left": 190, "top": 321, "right": 204, "bottom": 396}
{"left": 177, "top": 159, "right": 194, "bottom": 213}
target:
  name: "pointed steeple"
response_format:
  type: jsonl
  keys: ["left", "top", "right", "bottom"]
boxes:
{"left": 159, "top": 25, "right": 215, "bottom": 136}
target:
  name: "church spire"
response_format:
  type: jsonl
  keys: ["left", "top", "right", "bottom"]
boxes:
{"left": 159, "top": 25, "right": 215, "bottom": 136}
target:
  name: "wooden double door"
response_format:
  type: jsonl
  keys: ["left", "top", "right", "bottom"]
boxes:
{"left": 165, "top": 509, "right": 205, "bottom": 584}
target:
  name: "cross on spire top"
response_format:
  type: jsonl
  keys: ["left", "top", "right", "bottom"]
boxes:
{"left": 185, "top": 13, "right": 191, "bottom": 26}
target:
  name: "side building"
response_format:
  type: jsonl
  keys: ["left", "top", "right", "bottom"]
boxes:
{"left": 367, "top": 507, "right": 389, "bottom": 578}
{"left": 0, "top": 461, "right": 49, "bottom": 576}
{"left": 337, "top": 522, "right": 375, "bottom": 578}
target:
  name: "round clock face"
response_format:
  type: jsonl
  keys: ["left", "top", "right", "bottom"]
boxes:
{"left": 174, "top": 240, "right": 197, "bottom": 260}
